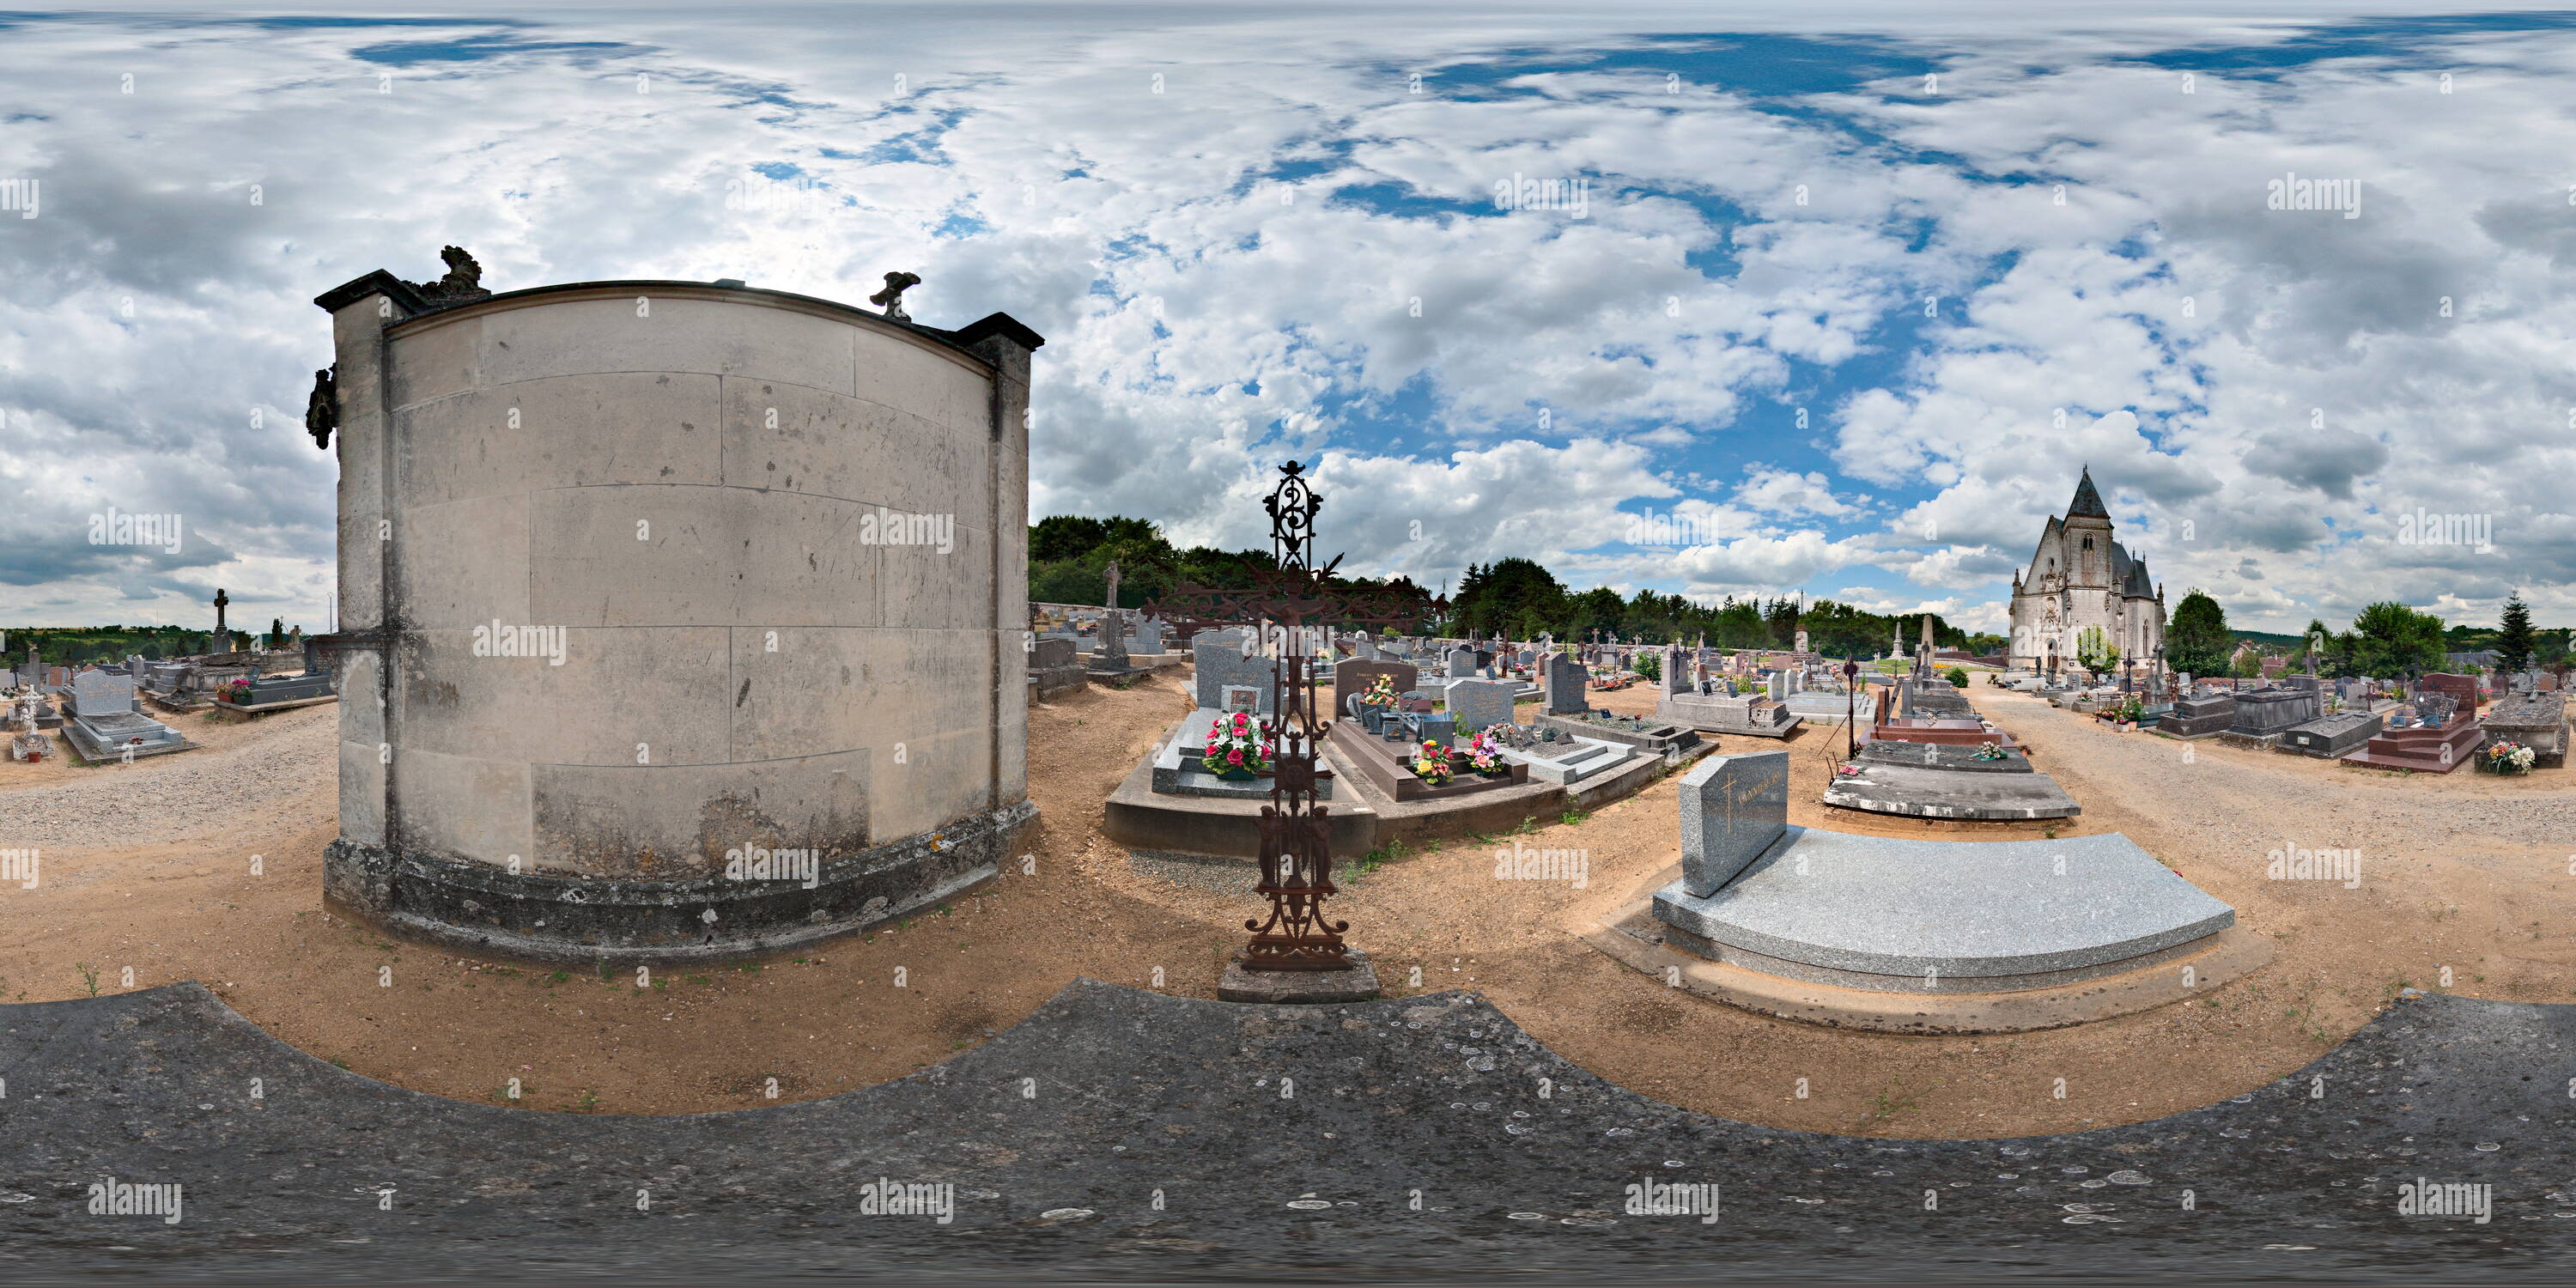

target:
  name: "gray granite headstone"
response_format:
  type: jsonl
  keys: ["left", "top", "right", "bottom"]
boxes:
{"left": 1446, "top": 647, "right": 1478, "bottom": 680}
{"left": 1092, "top": 610, "right": 1130, "bottom": 670}
{"left": 72, "top": 670, "right": 137, "bottom": 715}
{"left": 1662, "top": 644, "right": 1686, "bottom": 696}
{"left": 1443, "top": 677, "right": 1516, "bottom": 735}
{"left": 1679, "top": 750, "right": 1789, "bottom": 897}
{"left": 1194, "top": 635, "right": 1278, "bottom": 714}
{"left": 1543, "top": 653, "right": 1588, "bottom": 714}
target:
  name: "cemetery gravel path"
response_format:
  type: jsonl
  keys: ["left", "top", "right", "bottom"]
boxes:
{"left": 3, "top": 669, "right": 2567, "bottom": 1138}
{"left": 0, "top": 703, "right": 337, "bottom": 851}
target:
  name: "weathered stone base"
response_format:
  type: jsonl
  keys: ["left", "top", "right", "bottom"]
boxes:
{"left": 323, "top": 799, "right": 1037, "bottom": 963}
{"left": 210, "top": 694, "right": 339, "bottom": 714}
{"left": 1218, "top": 949, "right": 1380, "bottom": 1003}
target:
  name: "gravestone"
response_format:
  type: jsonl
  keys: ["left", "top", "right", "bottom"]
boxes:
{"left": 1766, "top": 671, "right": 1789, "bottom": 702}
{"left": 1678, "top": 750, "right": 1789, "bottom": 897}
{"left": 1543, "top": 653, "right": 1588, "bottom": 714}
{"left": 2419, "top": 672, "right": 2479, "bottom": 723}
{"left": 70, "top": 670, "right": 136, "bottom": 716}
{"left": 1444, "top": 677, "right": 1516, "bottom": 736}
{"left": 1333, "top": 659, "right": 1419, "bottom": 726}
{"left": 1129, "top": 619, "right": 1167, "bottom": 655}
{"left": 2162, "top": 692, "right": 2235, "bottom": 739}
{"left": 2228, "top": 687, "right": 2321, "bottom": 741}
{"left": 2485, "top": 692, "right": 2568, "bottom": 767}
{"left": 1092, "top": 609, "right": 1131, "bottom": 671}
{"left": 1408, "top": 711, "right": 1457, "bottom": 750}
{"left": 1194, "top": 635, "right": 1279, "bottom": 715}
{"left": 1662, "top": 644, "right": 1686, "bottom": 696}
{"left": 1446, "top": 647, "right": 1477, "bottom": 680}
{"left": 2280, "top": 712, "right": 2385, "bottom": 758}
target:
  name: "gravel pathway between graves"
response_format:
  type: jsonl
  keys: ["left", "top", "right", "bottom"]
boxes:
{"left": 0, "top": 669, "right": 2565, "bottom": 1138}
{"left": 0, "top": 703, "right": 338, "bottom": 850}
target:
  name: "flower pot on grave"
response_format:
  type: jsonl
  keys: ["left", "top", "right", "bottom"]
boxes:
{"left": 1213, "top": 765, "right": 1261, "bottom": 781}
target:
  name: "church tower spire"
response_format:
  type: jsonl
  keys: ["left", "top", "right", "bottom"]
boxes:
{"left": 2065, "top": 466, "right": 2109, "bottom": 520}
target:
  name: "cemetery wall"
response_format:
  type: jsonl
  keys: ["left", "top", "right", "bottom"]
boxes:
{"left": 314, "top": 275, "right": 1042, "bottom": 957}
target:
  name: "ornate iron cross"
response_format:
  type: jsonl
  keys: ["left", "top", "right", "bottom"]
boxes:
{"left": 1143, "top": 462, "right": 1444, "bottom": 971}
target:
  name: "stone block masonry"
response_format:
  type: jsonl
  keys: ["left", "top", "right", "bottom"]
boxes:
{"left": 311, "top": 266, "right": 1045, "bottom": 958}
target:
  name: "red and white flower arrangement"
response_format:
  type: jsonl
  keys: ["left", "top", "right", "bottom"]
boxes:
{"left": 1201, "top": 711, "right": 1275, "bottom": 776}
{"left": 1409, "top": 739, "right": 1456, "bottom": 787}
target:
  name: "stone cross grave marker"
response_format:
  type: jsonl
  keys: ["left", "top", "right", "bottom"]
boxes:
{"left": 1092, "top": 608, "right": 1130, "bottom": 670}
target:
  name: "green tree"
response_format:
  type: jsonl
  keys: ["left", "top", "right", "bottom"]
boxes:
{"left": 1945, "top": 665, "right": 1969, "bottom": 688}
{"left": 2496, "top": 592, "right": 2537, "bottom": 673}
{"left": 2166, "top": 590, "right": 2232, "bottom": 676}
{"left": 2348, "top": 601, "right": 2446, "bottom": 678}
{"left": 2298, "top": 618, "right": 2340, "bottom": 677}
{"left": 2075, "top": 624, "right": 2121, "bottom": 676}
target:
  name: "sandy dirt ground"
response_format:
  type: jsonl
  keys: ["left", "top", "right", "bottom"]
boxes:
{"left": 1, "top": 671, "right": 2567, "bottom": 1137}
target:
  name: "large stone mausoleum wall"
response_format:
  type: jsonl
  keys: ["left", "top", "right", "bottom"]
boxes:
{"left": 315, "top": 275, "right": 1042, "bottom": 958}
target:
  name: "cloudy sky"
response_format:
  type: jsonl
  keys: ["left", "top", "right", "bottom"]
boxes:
{"left": 4, "top": 2, "right": 2574, "bottom": 637}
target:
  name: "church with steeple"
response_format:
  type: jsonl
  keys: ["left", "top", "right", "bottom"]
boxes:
{"left": 2008, "top": 469, "right": 2165, "bottom": 674}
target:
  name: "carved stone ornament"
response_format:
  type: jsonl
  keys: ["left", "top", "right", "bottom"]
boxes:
{"left": 305, "top": 365, "right": 338, "bottom": 450}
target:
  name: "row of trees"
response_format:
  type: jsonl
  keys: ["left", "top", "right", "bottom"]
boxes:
{"left": 0, "top": 625, "right": 245, "bottom": 667}
{"left": 2160, "top": 586, "right": 2514, "bottom": 680}
{"left": 1447, "top": 560, "right": 2007, "bottom": 657}
{"left": 1028, "top": 515, "right": 2013, "bottom": 653}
